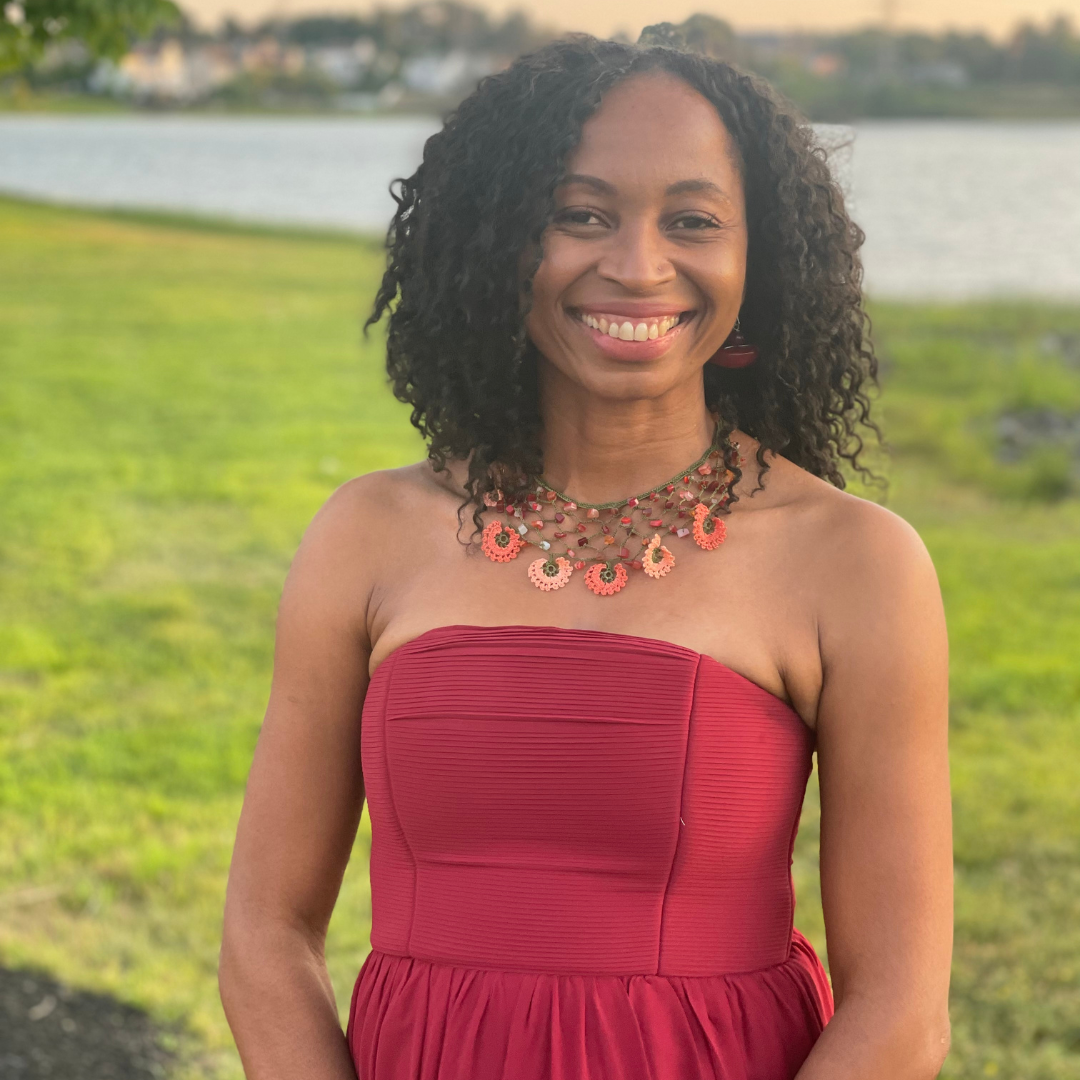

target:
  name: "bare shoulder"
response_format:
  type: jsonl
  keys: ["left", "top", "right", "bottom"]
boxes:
{"left": 281, "top": 461, "right": 450, "bottom": 639}
{"left": 759, "top": 456, "right": 944, "bottom": 671}
{"left": 821, "top": 489, "right": 928, "bottom": 579}
{"left": 316, "top": 460, "right": 448, "bottom": 526}
{"left": 306, "top": 458, "right": 463, "bottom": 548}
{"left": 755, "top": 452, "right": 934, "bottom": 584}
{"left": 752, "top": 456, "right": 947, "bottom": 731}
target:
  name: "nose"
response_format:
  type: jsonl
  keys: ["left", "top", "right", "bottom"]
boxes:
{"left": 595, "top": 218, "right": 676, "bottom": 293}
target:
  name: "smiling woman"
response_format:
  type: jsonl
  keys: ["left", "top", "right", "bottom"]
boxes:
{"left": 218, "top": 34, "right": 954, "bottom": 1080}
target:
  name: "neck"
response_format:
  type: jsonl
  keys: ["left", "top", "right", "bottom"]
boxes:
{"left": 537, "top": 367, "right": 718, "bottom": 505}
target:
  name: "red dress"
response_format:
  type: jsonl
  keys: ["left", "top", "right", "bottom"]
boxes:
{"left": 347, "top": 624, "right": 833, "bottom": 1080}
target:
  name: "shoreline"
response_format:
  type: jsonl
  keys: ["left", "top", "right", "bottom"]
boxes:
{"left": 5, "top": 86, "right": 1080, "bottom": 122}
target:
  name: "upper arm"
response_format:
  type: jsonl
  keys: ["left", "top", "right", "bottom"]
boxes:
{"left": 813, "top": 498, "right": 952, "bottom": 1019}
{"left": 224, "top": 477, "right": 377, "bottom": 942}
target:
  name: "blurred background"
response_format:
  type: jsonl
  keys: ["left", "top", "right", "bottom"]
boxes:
{"left": 1, "top": 1, "right": 1079, "bottom": 1078}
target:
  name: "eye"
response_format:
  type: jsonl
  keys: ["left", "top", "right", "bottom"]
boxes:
{"left": 670, "top": 213, "right": 721, "bottom": 231}
{"left": 554, "top": 207, "right": 606, "bottom": 227}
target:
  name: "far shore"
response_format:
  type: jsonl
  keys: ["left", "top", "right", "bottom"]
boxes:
{"left": 4, "top": 84, "right": 1080, "bottom": 122}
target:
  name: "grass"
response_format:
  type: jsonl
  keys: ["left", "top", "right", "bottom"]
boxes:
{"left": 1, "top": 194, "right": 1079, "bottom": 1079}
{"left": 0, "top": 84, "right": 135, "bottom": 114}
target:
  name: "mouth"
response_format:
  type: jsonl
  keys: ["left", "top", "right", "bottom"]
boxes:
{"left": 569, "top": 308, "right": 695, "bottom": 361}
{"left": 575, "top": 310, "right": 693, "bottom": 341}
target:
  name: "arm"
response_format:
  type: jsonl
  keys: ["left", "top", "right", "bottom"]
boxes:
{"left": 219, "top": 481, "right": 374, "bottom": 1080}
{"left": 796, "top": 501, "right": 953, "bottom": 1080}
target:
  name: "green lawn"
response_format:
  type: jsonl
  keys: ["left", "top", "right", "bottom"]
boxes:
{"left": 1, "top": 195, "right": 1078, "bottom": 1079}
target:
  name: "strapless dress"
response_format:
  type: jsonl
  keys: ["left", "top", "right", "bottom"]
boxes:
{"left": 347, "top": 624, "right": 832, "bottom": 1080}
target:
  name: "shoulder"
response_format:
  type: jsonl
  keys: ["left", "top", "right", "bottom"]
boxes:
{"left": 813, "top": 484, "right": 930, "bottom": 582}
{"left": 281, "top": 461, "right": 455, "bottom": 635}
{"left": 315, "top": 460, "right": 451, "bottom": 527}
{"left": 746, "top": 452, "right": 942, "bottom": 639}
{"left": 754, "top": 459, "right": 947, "bottom": 728}
{"left": 767, "top": 458, "right": 944, "bottom": 664}
{"left": 304, "top": 458, "right": 465, "bottom": 551}
{"left": 753, "top": 452, "right": 933, "bottom": 582}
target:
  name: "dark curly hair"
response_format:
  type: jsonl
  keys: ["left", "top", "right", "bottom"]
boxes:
{"left": 366, "top": 33, "right": 880, "bottom": 524}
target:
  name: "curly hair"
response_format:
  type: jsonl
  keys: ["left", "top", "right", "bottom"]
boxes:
{"left": 366, "top": 33, "right": 880, "bottom": 524}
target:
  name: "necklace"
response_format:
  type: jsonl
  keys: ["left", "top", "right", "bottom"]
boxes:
{"left": 480, "top": 427, "right": 740, "bottom": 596}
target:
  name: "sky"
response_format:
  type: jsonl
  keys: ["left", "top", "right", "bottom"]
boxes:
{"left": 180, "top": 0, "right": 1080, "bottom": 39}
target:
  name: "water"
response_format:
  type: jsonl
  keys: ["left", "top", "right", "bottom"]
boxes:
{"left": 0, "top": 115, "right": 437, "bottom": 236}
{"left": 1, "top": 115, "right": 1078, "bottom": 299}
{"left": 840, "top": 122, "right": 1080, "bottom": 300}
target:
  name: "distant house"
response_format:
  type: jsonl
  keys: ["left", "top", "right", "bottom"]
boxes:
{"left": 806, "top": 52, "right": 844, "bottom": 77}
{"left": 310, "top": 39, "right": 377, "bottom": 87}
{"left": 93, "top": 41, "right": 237, "bottom": 101}
{"left": 239, "top": 38, "right": 304, "bottom": 76}
{"left": 400, "top": 50, "right": 497, "bottom": 95}
{"left": 121, "top": 40, "right": 189, "bottom": 98}
{"left": 907, "top": 61, "right": 969, "bottom": 88}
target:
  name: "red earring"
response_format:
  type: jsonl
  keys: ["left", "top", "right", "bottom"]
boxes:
{"left": 708, "top": 319, "right": 758, "bottom": 368}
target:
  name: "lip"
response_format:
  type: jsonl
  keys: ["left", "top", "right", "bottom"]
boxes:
{"left": 568, "top": 306, "right": 694, "bottom": 362}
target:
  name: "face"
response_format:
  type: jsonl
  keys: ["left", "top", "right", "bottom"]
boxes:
{"left": 525, "top": 72, "right": 748, "bottom": 401}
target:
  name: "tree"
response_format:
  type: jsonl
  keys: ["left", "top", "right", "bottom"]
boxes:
{"left": 1, "top": 0, "right": 180, "bottom": 74}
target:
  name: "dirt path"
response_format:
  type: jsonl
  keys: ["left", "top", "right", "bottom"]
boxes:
{"left": 0, "top": 967, "right": 176, "bottom": 1079}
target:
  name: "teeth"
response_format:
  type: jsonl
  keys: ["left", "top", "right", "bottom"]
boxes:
{"left": 579, "top": 312, "right": 685, "bottom": 339}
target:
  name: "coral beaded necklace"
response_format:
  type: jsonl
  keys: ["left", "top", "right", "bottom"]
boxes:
{"left": 480, "top": 426, "right": 740, "bottom": 596}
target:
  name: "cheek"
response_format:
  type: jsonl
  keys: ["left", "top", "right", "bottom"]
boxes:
{"left": 524, "top": 241, "right": 580, "bottom": 342}
{"left": 523, "top": 272, "right": 556, "bottom": 350}
{"left": 520, "top": 246, "right": 552, "bottom": 324}
{"left": 529, "top": 233, "right": 588, "bottom": 301}
{"left": 702, "top": 235, "right": 748, "bottom": 301}
{"left": 528, "top": 258, "right": 555, "bottom": 308}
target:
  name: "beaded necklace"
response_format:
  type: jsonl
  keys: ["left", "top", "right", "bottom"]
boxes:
{"left": 480, "top": 427, "right": 740, "bottom": 596}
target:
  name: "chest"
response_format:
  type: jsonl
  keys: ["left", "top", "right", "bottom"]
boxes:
{"left": 370, "top": 507, "right": 824, "bottom": 720}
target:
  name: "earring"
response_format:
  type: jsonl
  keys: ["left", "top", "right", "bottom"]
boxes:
{"left": 708, "top": 318, "right": 758, "bottom": 368}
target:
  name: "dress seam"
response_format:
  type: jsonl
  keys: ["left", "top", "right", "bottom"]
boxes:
{"left": 362, "top": 943, "right": 813, "bottom": 981}
{"left": 656, "top": 652, "right": 701, "bottom": 975}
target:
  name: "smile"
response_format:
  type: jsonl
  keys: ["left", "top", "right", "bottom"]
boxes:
{"left": 576, "top": 311, "right": 690, "bottom": 341}
{"left": 568, "top": 307, "right": 695, "bottom": 363}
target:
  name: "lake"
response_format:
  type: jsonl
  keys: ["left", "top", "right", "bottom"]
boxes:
{"left": 1, "top": 115, "right": 1078, "bottom": 300}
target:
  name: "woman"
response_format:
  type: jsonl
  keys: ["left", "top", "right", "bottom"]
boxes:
{"left": 219, "top": 35, "right": 953, "bottom": 1080}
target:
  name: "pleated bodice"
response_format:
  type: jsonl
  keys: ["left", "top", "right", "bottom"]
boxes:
{"left": 348, "top": 624, "right": 832, "bottom": 1080}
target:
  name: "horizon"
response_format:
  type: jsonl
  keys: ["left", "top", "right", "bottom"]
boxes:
{"left": 177, "top": 0, "right": 1080, "bottom": 40}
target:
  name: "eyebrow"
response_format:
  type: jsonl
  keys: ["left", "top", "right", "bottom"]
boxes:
{"left": 559, "top": 174, "right": 730, "bottom": 199}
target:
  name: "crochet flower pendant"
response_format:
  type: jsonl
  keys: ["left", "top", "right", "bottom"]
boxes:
{"left": 481, "top": 520, "right": 524, "bottom": 562}
{"left": 692, "top": 502, "right": 727, "bottom": 551}
{"left": 584, "top": 562, "right": 628, "bottom": 596}
{"left": 642, "top": 535, "right": 675, "bottom": 578}
{"left": 479, "top": 427, "right": 739, "bottom": 595}
{"left": 528, "top": 556, "right": 574, "bottom": 591}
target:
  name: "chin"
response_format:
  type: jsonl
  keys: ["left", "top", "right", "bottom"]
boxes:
{"left": 572, "top": 361, "right": 689, "bottom": 402}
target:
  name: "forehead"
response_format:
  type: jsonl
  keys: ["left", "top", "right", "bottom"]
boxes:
{"left": 564, "top": 72, "right": 742, "bottom": 193}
